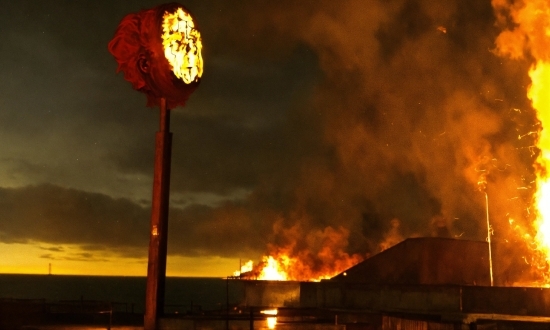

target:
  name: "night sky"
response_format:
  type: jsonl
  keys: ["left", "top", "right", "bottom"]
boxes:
{"left": 0, "top": 0, "right": 538, "bottom": 276}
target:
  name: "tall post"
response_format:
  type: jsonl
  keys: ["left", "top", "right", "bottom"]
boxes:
{"left": 145, "top": 97, "right": 172, "bottom": 330}
{"left": 485, "top": 192, "right": 494, "bottom": 287}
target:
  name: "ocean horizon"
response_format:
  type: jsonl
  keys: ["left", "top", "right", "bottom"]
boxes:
{"left": 0, "top": 274, "right": 245, "bottom": 314}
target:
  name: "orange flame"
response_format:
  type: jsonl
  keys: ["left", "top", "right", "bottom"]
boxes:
{"left": 493, "top": 0, "right": 550, "bottom": 283}
{"left": 233, "top": 224, "right": 364, "bottom": 281}
{"left": 530, "top": 62, "right": 550, "bottom": 274}
{"left": 162, "top": 7, "right": 203, "bottom": 84}
{"left": 234, "top": 251, "right": 362, "bottom": 282}
{"left": 233, "top": 260, "right": 254, "bottom": 277}
{"left": 258, "top": 256, "right": 290, "bottom": 281}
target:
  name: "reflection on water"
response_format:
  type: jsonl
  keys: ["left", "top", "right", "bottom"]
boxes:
{"left": 261, "top": 308, "right": 278, "bottom": 329}
{"left": 266, "top": 316, "right": 277, "bottom": 329}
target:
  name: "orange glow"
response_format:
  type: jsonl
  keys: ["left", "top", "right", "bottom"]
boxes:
{"left": 494, "top": 0, "right": 550, "bottom": 283}
{"left": 233, "top": 260, "right": 254, "bottom": 277}
{"left": 261, "top": 309, "right": 278, "bottom": 316}
{"left": 234, "top": 224, "right": 363, "bottom": 282}
{"left": 235, "top": 252, "right": 361, "bottom": 282}
{"left": 530, "top": 62, "right": 550, "bottom": 275}
{"left": 261, "top": 309, "right": 278, "bottom": 329}
{"left": 162, "top": 7, "right": 203, "bottom": 84}
{"left": 266, "top": 316, "right": 277, "bottom": 329}
{"left": 258, "top": 256, "right": 289, "bottom": 281}
{"left": 0, "top": 242, "right": 242, "bottom": 277}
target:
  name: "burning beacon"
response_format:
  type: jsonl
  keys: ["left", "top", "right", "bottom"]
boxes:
{"left": 108, "top": 3, "right": 203, "bottom": 330}
{"left": 108, "top": 2, "right": 203, "bottom": 108}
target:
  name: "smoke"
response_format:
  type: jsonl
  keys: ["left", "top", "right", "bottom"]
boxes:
{"left": 199, "top": 0, "right": 540, "bottom": 276}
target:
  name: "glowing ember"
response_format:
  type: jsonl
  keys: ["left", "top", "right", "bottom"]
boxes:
{"left": 162, "top": 7, "right": 203, "bottom": 84}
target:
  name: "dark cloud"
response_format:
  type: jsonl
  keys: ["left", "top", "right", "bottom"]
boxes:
{"left": 39, "top": 246, "right": 65, "bottom": 252}
{"left": 0, "top": 184, "right": 267, "bottom": 259}
{"left": 39, "top": 252, "right": 109, "bottom": 262}
{"left": 0, "top": 184, "right": 148, "bottom": 248}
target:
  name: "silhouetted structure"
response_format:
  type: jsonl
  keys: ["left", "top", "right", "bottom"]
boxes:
{"left": 331, "top": 237, "right": 534, "bottom": 286}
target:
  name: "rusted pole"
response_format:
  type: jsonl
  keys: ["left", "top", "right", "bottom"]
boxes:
{"left": 144, "top": 97, "right": 172, "bottom": 330}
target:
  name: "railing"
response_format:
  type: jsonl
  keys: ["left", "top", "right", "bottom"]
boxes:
{"left": 0, "top": 297, "right": 141, "bottom": 330}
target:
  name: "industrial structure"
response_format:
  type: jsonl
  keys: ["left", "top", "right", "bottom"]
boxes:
{"left": 160, "top": 238, "right": 550, "bottom": 330}
{"left": 4, "top": 238, "right": 550, "bottom": 329}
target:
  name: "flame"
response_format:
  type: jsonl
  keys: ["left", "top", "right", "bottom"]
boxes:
{"left": 232, "top": 224, "right": 363, "bottom": 281}
{"left": 493, "top": 0, "right": 550, "bottom": 283}
{"left": 234, "top": 252, "right": 361, "bottom": 282}
{"left": 530, "top": 62, "right": 550, "bottom": 273}
{"left": 258, "top": 256, "right": 290, "bottom": 281}
{"left": 233, "top": 260, "right": 254, "bottom": 277}
{"left": 162, "top": 7, "right": 203, "bottom": 84}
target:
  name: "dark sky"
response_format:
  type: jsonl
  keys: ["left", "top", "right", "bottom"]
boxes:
{"left": 0, "top": 0, "right": 539, "bottom": 275}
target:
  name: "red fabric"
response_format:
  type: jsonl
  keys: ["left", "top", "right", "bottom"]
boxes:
{"left": 108, "top": 3, "right": 200, "bottom": 109}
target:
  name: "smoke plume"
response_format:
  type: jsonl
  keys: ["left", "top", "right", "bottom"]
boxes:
{"left": 196, "top": 0, "right": 540, "bottom": 277}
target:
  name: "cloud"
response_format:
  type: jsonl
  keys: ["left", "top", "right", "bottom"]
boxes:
{"left": 39, "top": 251, "right": 110, "bottom": 262}
{"left": 39, "top": 246, "right": 65, "bottom": 252}
{"left": 0, "top": 184, "right": 268, "bottom": 259}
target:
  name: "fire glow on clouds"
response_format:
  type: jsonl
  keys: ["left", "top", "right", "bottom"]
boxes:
{"left": 0, "top": 0, "right": 550, "bottom": 280}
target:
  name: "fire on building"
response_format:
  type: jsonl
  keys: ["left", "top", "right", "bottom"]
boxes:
{"left": 149, "top": 237, "right": 550, "bottom": 330}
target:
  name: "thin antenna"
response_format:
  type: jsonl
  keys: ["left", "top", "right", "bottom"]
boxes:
{"left": 49, "top": 263, "right": 52, "bottom": 276}
{"left": 485, "top": 192, "right": 494, "bottom": 286}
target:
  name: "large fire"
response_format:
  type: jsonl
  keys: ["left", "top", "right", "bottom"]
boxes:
{"left": 231, "top": 223, "right": 364, "bottom": 281}
{"left": 233, "top": 252, "right": 362, "bottom": 282}
{"left": 530, "top": 62, "right": 550, "bottom": 272}
{"left": 162, "top": 7, "right": 203, "bottom": 84}
{"left": 493, "top": 0, "right": 550, "bottom": 282}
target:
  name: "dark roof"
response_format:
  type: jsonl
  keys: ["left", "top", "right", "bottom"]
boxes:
{"left": 331, "top": 237, "right": 534, "bottom": 286}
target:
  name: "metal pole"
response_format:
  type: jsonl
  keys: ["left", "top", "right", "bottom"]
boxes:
{"left": 226, "top": 277, "right": 229, "bottom": 330}
{"left": 145, "top": 98, "right": 172, "bottom": 330}
{"left": 485, "top": 192, "right": 494, "bottom": 286}
{"left": 250, "top": 308, "right": 254, "bottom": 330}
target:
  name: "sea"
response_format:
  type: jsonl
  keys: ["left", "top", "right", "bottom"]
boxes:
{"left": 0, "top": 274, "right": 245, "bottom": 314}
